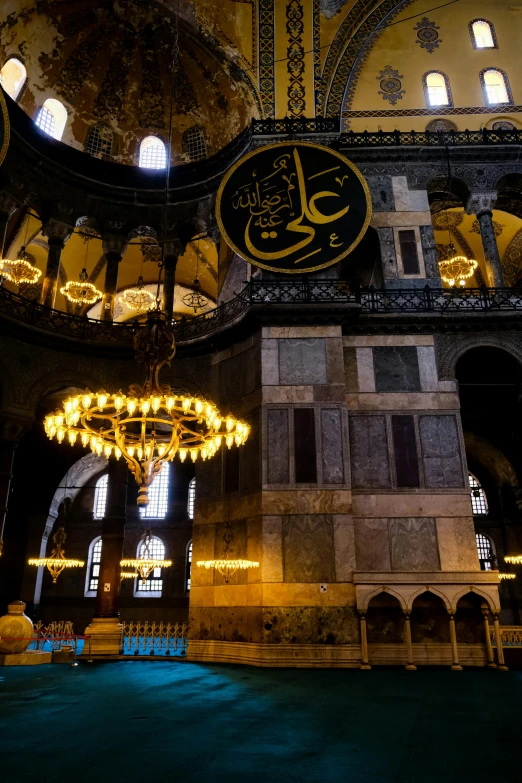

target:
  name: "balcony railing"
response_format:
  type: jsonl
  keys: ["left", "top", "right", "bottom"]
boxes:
{"left": 1, "top": 283, "right": 522, "bottom": 347}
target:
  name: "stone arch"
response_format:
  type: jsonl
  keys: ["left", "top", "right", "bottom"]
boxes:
{"left": 452, "top": 586, "right": 499, "bottom": 615}
{"left": 23, "top": 370, "right": 106, "bottom": 415}
{"left": 436, "top": 335, "right": 522, "bottom": 381}
{"left": 427, "top": 175, "right": 471, "bottom": 213}
{"left": 464, "top": 432, "right": 518, "bottom": 488}
{"left": 407, "top": 585, "right": 451, "bottom": 613}
{"left": 360, "top": 586, "right": 407, "bottom": 613}
{"left": 495, "top": 174, "right": 522, "bottom": 221}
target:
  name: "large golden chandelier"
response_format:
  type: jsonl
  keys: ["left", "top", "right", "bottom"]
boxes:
{"left": 60, "top": 268, "right": 102, "bottom": 305}
{"left": 439, "top": 252, "right": 478, "bottom": 287}
{"left": 0, "top": 246, "right": 42, "bottom": 286}
{"left": 121, "top": 529, "right": 172, "bottom": 584}
{"left": 28, "top": 527, "right": 84, "bottom": 583}
{"left": 119, "top": 276, "right": 156, "bottom": 312}
{"left": 44, "top": 310, "right": 250, "bottom": 506}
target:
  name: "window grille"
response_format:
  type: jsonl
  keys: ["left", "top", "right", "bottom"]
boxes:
{"left": 139, "top": 136, "right": 167, "bottom": 169}
{"left": 87, "top": 538, "right": 102, "bottom": 593}
{"left": 135, "top": 536, "right": 166, "bottom": 593}
{"left": 35, "top": 106, "right": 56, "bottom": 138}
{"left": 182, "top": 126, "right": 207, "bottom": 162}
{"left": 186, "top": 541, "right": 192, "bottom": 592}
{"left": 188, "top": 477, "right": 195, "bottom": 519}
{"left": 140, "top": 463, "right": 170, "bottom": 519}
{"left": 476, "top": 533, "right": 495, "bottom": 571}
{"left": 469, "top": 473, "right": 488, "bottom": 515}
{"left": 471, "top": 20, "right": 495, "bottom": 49}
{"left": 482, "top": 69, "right": 510, "bottom": 105}
{"left": 85, "top": 125, "right": 114, "bottom": 157}
{"left": 425, "top": 72, "right": 450, "bottom": 107}
{"left": 93, "top": 474, "right": 108, "bottom": 519}
{"left": 0, "top": 57, "right": 26, "bottom": 100}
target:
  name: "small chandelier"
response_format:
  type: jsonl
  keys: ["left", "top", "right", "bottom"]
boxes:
{"left": 0, "top": 246, "right": 42, "bottom": 286}
{"left": 119, "top": 276, "right": 156, "bottom": 312}
{"left": 504, "top": 555, "right": 522, "bottom": 565}
{"left": 439, "top": 247, "right": 478, "bottom": 287}
{"left": 61, "top": 268, "right": 102, "bottom": 305}
{"left": 498, "top": 573, "right": 516, "bottom": 581}
{"left": 197, "top": 522, "right": 259, "bottom": 583}
{"left": 182, "top": 277, "right": 208, "bottom": 313}
{"left": 121, "top": 529, "right": 172, "bottom": 584}
{"left": 43, "top": 310, "right": 250, "bottom": 505}
{"left": 28, "top": 527, "right": 84, "bottom": 583}
{"left": 120, "top": 571, "right": 139, "bottom": 580}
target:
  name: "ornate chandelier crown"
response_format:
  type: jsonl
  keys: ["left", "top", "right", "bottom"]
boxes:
{"left": 61, "top": 268, "right": 102, "bottom": 305}
{"left": 121, "top": 528, "right": 172, "bottom": 584}
{"left": 0, "top": 246, "right": 42, "bottom": 286}
{"left": 28, "top": 527, "right": 84, "bottom": 583}
{"left": 44, "top": 309, "right": 250, "bottom": 506}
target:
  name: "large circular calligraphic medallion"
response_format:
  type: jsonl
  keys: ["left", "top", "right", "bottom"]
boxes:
{"left": 216, "top": 142, "right": 371, "bottom": 274}
{"left": 0, "top": 88, "right": 10, "bottom": 168}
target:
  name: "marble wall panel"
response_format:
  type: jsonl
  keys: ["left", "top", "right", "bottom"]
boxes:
{"left": 213, "top": 520, "right": 248, "bottom": 586}
{"left": 282, "top": 515, "right": 335, "bottom": 583}
{"left": 349, "top": 415, "right": 391, "bottom": 488}
{"left": 219, "top": 346, "right": 260, "bottom": 404}
{"left": 343, "top": 347, "right": 359, "bottom": 393}
{"left": 419, "top": 415, "right": 464, "bottom": 488}
{"left": 417, "top": 346, "right": 439, "bottom": 392}
{"left": 267, "top": 409, "right": 289, "bottom": 484}
{"left": 334, "top": 515, "right": 356, "bottom": 580}
{"left": 389, "top": 518, "right": 440, "bottom": 571}
{"left": 373, "top": 346, "right": 421, "bottom": 392}
{"left": 262, "top": 516, "right": 283, "bottom": 582}
{"left": 355, "top": 348, "right": 376, "bottom": 392}
{"left": 325, "top": 338, "right": 345, "bottom": 385}
{"left": 196, "top": 450, "right": 222, "bottom": 500}
{"left": 437, "top": 517, "right": 480, "bottom": 571}
{"left": 262, "top": 606, "right": 359, "bottom": 645}
{"left": 279, "top": 338, "right": 327, "bottom": 385}
{"left": 321, "top": 409, "right": 344, "bottom": 484}
{"left": 241, "top": 411, "right": 260, "bottom": 492}
{"left": 354, "top": 518, "right": 391, "bottom": 571}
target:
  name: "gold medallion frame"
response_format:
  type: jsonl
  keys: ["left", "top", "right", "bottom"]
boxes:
{"left": 0, "top": 89, "right": 10, "bottom": 168}
{"left": 216, "top": 141, "right": 372, "bottom": 274}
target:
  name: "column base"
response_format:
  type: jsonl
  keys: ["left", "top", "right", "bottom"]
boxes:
{"left": 405, "top": 664, "right": 417, "bottom": 671}
{"left": 497, "top": 664, "right": 509, "bottom": 671}
{"left": 487, "top": 663, "right": 497, "bottom": 669}
{"left": 83, "top": 617, "right": 122, "bottom": 657}
{"left": 451, "top": 664, "right": 463, "bottom": 671}
{"left": 359, "top": 664, "right": 372, "bottom": 670}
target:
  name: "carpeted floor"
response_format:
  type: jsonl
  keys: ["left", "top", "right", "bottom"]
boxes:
{"left": 1, "top": 661, "right": 520, "bottom": 782}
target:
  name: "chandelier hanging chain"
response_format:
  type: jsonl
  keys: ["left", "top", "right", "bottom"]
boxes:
{"left": 196, "top": 521, "right": 259, "bottom": 583}
{"left": 120, "top": 528, "right": 172, "bottom": 584}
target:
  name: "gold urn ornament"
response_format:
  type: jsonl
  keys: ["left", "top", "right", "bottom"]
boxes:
{"left": 0, "top": 600, "right": 34, "bottom": 655}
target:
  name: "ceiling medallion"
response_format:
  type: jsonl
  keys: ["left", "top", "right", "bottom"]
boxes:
{"left": 197, "top": 522, "right": 259, "bottom": 583}
{"left": 119, "top": 276, "right": 156, "bottom": 312}
{"left": 28, "top": 527, "right": 84, "bottom": 583}
{"left": 121, "top": 529, "right": 172, "bottom": 584}
{"left": 182, "top": 277, "right": 208, "bottom": 313}
{"left": 44, "top": 310, "right": 250, "bottom": 506}
{"left": 61, "top": 268, "right": 102, "bottom": 305}
{"left": 0, "top": 246, "right": 42, "bottom": 286}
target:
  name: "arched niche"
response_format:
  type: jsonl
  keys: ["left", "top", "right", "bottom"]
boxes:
{"left": 410, "top": 591, "right": 450, "bottom": 644}
{"left": 366, "top": 591, "right": 404, "bottom": 644}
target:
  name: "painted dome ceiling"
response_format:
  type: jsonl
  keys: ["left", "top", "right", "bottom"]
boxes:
{"left": 0, "top": 0, "right": 259, "bottom": 164}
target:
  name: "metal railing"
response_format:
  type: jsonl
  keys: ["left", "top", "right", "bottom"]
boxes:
{"left": 31, "top": 620, "right": 75, "bottom": 651}
{"left": 490, "top": 626, "right": 522, "bottom": 648}
{"left": 2, "top": 283, "right": 522, "bottom": 347}
{"left": 120, "top": 620, "right": 189, "bottom": 657}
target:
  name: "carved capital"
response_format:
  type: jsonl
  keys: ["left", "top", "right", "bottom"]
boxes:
{"left": 164, "top": 239, "right": 186, "bottom": 259}
{"left": 102, "top": 234, "right": 127, "bottom": 258}
{"left": 466, "top": 191, "right": 498, "bottom": 217}
{"left": 0, "top": 414, "right": 32, "bottom": 444}
{"left": 0, "top": 191, "right": 18, "bottom": 218}
{"left": 42, "top": 218, "right": 72, "bottom": 244}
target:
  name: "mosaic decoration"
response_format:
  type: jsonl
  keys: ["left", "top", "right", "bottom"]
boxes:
{"left": 313, "top": 0, "right": 322, "bottom": 116}
{"left": 173, "top": 58, "right": 198, "bottom": 115}
{"left": 426, "top": 119, "right": 457, "bottom": 132}
{"left": 343, "top": 105, "right": 522, "bottom": 119}
{"left": 492, "top": 121, "right": 516, "bottom": 131}
{"left": 432, "top": 211, "right": 464, "bottom": 231}
{"left": 54, "top": 25, "right": 113, "bottom": 105}
{"left": 501, "top": 228, "right": 522, "bottom": 286}
{"left": 286, "top": 1, "right": 306, "bottom": 117}
{"left": 471, "top": 219, "right": 503, "bottom": 237}
{"left": 414, "top": 17, "right": 441, "bottom": 54}
{"left": 377, "top": 66, "right": 405, "bottom": 106}
{"left": 139, "top": 26, "right": 165, "bottom": 128}
{"left": 259, "top": 0, "right": 275, "bottom": 118}
{"left": 93, "top": 30, "right": 135, "bottom": 122}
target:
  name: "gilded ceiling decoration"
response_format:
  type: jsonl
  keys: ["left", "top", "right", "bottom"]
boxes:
{"left": 414, "top": 17, "right": 441, "bottom": 54}
{"left": 377, "top": 66, "right": 405, "bottom": 106}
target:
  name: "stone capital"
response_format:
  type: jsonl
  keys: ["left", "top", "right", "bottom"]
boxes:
{"left": 466, "top": 191, "right": 498, "bottom": 217}
{"left": 164, "top": 239, "right": 186, "bottom": 259}
{"left": 42, "top": 218, "right": 72, "bottom": 244}
{"left": 0, "top": 191, "right": 18, "bottom": 218}
{"left": 0, "top": 413, "right": 33, "bottom": 444}
{"left": 102, "top": 234, "right": 127, "bottom": 258}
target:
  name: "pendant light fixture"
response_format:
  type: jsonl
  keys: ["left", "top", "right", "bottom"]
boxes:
{"left": 0, "top": 214, "right": 42, "bottom": 286}
{"left": 60, "top": 235, "right": 102, "bottom": 305}
{"left": 437, "top": 154, "right": 478, "bottom": 287}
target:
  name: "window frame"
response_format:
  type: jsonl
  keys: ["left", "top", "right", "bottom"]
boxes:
{"left": 93, "top": 474, "right": 108, "bottom": 520}
{"left": 188, "top": 477, "right": 196, "bottom": 519}
{"left": 480, "top": 68, "right": 513, "bottom": 107}
{"left": 469, "top": 473, "right": 488, "bottom": 516}
{"left": 133, "top": 535, "right": 166, "bottom": 598}
{"left": 469, "top": 19, "right": 498, "bottom": 51}
{"left": 422, "top": 71, "right": 453, "bottom": 108}
{"left": 84, "top": 536, "right": 102, "bottom": 597}
{"left": 138, "top": 135, "right": 167, "bottom": 170}
{"left": 140, "top": 463, "right": 170, "bottom": 520}
{"left": 182, "top": 126, "right": 207, "bottom": 162}
{"left": 0, "top": 56, "right": 27, "bottom": 101}
{"left": 186, "top": 540, "right": 192, "bottom": 593}
{"left": 35, "top": 98, "right": 68, "bottom": 141}
{"left": 85, "top": 124, "right": 114, "bottom": 157}
{"left": 475, "top": 532, "right": 496, "bottom": 571}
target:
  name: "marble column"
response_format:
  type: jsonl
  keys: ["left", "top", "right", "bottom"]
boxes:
{"left": 162, "top": 242, "right": 182, "bottom": 321}
{"left": 466, "top": 192, "right": 504, "bottom": 288}
{"left": 359, "top": 613, "right": 371, "bottom": 670}
{"left": 84, "top": 459, "right": 127, "bottom": 655}
{"left": 101, "top": 236, "right": 126, "bottom": 323}
{"left": 482, "top": 607, "right": 497, "bottom": 668}
{"left": 0, "top": 192, "right": 17, "bottom": 260}
{"left": 448, "top": 613, "right": 463, "bottom": 671}
{"left": 493, "top": 614, "right": 509, "bottom": 671}
{"left": 40, "top": 220, "right": 71, "bottom": 308}
{"left": 403, "top": 613, "right": 417, "bottom": 671}
{"left": 0, "top": 416, "right": 28, "bottom": 557}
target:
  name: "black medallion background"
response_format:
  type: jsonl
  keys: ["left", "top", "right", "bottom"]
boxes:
{"left": 216, "top": 142, "right": 372, "bottom": 274}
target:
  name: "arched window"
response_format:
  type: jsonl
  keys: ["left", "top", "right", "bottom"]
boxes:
{"left": 188, "top": 477, "right": 195, "bottom": 519}
{"left": 35, "top": 98, "right": 67, "bottom": 140}
{"left": 85, "top": 537, "right": 102, "bottom": 596}
{"left": 0, "top": 57, "right": 26, "bottom": 101}
{"left": 481, "top": 69, "right": 512, "bottom": 106}
{"left": 469, "top": 473, "right": 488, "bottom": 515}
{"left": 182, "top": 126, "right": 207, "bottom": 162}
{"left": 93, "top": 474, "right": 108, "bottom": 519}
{"left": 140, "top": 463, "right": 170, "bottom": 519}
{"left": 186, "top": 540, "right": 192, "bottom": 592}
{"left": 476, "top": 533, "right": 496, "bottom": 571}
{"left": 139, "top": 136, "right": 167, "bottom": 169}
{"left": 85, "top": 124, "right": 114, "bottom": 157}
{"left": 470, "top": 20, "right": 497, "bottom": 50}
{"left": 134, "top": 535, "right": 165, "bottom": 596}
{"left": 423, "top": 72, "right": 452, "bottom": 108}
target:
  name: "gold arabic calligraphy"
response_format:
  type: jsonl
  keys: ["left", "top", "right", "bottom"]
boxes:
{"left": 231, "top": 148, "right": 350, "bottom": 264}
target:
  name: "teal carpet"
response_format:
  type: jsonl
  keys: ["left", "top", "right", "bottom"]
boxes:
{"left": 1, "top": 662, "right": 520, "bottom": 782}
